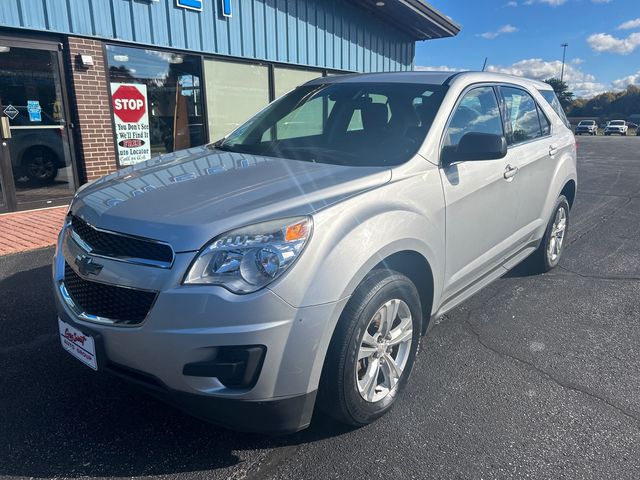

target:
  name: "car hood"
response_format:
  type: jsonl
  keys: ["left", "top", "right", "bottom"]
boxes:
{"left": 71, "top": 146, "right": 391, "bottom": 251}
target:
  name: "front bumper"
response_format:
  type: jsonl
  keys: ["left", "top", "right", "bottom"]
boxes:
{"left": 53, "top": 227, "right": 348, "bottom": 433}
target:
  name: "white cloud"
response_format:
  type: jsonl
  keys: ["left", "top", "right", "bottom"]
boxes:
{"left": 612, "top": 71, "right": 640, "bottom": 89}
{"left": 571, "top": 58, "right": 584, "bottom": 65}
{"left": 479, "top": 24, "right": 518, "bottom": 39}
{"left": 617, "top": 18, "right": 640, "bottom": 30}
{"left": 486, "top": 58, "right": 606, "bottom": 97}
{"left": 505, "top": 1, "right": 518, "bottom": 6}
{"left": 587, "top": 32, "right": 640, "bottom": 54}
{"left": 592, "top": 0, "right": 612, "bottom": 3}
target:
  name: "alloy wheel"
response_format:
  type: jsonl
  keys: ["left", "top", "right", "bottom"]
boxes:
{"left": 356, "top": 298, "right": 413, "bottom": 403}
{"left": 547, "top": 207, "right": 567, "bottom": 263}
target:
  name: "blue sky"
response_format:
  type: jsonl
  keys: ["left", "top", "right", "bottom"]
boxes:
{"left": 415, "top": 0, "right": 640, "bottom": 97}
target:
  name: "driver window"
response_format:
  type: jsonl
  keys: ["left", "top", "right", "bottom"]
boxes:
{"left": 444, "top": 87, "right": 504, "bottom": 148}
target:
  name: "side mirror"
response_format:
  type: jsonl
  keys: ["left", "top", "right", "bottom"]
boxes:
{"left": 444, "top": 132, "right": 508, "bottom": 165}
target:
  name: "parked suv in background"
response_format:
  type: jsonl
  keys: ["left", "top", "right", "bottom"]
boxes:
{"left": 54, "top": 72, "right": 577, "bottom": 434}
{"left": 604, "top": 120, "right": 628, "bottom": 136}
{"left": 575, "top": 120, "right": 598, "bottom": 135}
{"left": 10, "top": 107, "right": 68, "bottom": 183}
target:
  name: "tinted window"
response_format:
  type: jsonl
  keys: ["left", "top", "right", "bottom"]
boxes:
{"left": 539, "top": 89, "right": 570, "bottom": 128}
{"left": 444, "top": 87, "right": 504, "bottom": 148}
{"left": 219, "top": 83, "right": 446, "bottom": 167}
{"left": 501, "top": 87, "right": 542, "bottom": 144}
{"left": 538, "top": 105, "right": 551, "bottom": 136}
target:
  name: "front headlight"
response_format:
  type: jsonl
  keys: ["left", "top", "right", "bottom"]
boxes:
{"left": 183, "top": 217, "right": 312, "bottom": 293}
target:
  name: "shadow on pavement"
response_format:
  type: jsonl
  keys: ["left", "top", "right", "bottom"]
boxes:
{"left": 0, "top": 253, "right": 351, "bottom": 479}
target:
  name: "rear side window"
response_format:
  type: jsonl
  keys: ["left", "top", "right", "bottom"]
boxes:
{"left": 443, "top": 86, "right": 504, "bottom": 147}
{"left": 500, "top": 87, "right": 543, "bottom": 145}
{"left": 538, "top": 105, "right": 551, "bottom": 136}
{"left": 539, "top": 89, "right": 570, "bottom": 128}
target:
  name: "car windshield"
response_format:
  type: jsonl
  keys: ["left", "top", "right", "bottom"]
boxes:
{"left": 610, "top": 121, "right": 625, "bottom": 125}
{"left": 579, "top": 121, "right": 595, "bottom": 125}
{"left": 216, "top": 82, "right": 446, "bottom": 167}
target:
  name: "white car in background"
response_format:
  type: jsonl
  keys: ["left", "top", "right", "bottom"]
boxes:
{"left": 604, "top": 120, "right": 628, "bottom": 136}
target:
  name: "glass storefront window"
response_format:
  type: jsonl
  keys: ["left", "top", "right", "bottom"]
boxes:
{"left": 204, "top": 59, "right": 269, "bottom": 142}
{"left": 274, "top": 67, "right": 323, "bottom": 99}
{"left": 106, "top": 45, "right": 204, "bottom": 165}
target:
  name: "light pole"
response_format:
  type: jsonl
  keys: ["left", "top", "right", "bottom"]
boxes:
{"left": 560, "top": 43, "right": 568, "bottom": 83}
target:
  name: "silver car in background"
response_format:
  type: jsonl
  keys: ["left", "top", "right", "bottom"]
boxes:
{"left": 54, "top": 71, "right": 577, "bottom": 433}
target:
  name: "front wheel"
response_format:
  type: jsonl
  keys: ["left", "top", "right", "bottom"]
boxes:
{"left": 24, "top": 148, "right": 59, "bottom": 183}
{"left": 318, "top": 269, "right": 422, "bottom": 426}
{"left": 529, "top": 196, "right": 570, "bottom": 273}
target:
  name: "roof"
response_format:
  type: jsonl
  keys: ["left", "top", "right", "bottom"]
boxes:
{"left": 305, "top": 71, "right": 556, "bottom": 88}
{"left": 350, "top": 0, "right": 461, "bottom": 40}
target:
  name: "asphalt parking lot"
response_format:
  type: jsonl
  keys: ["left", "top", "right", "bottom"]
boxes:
{"left": 1, "top": 135, "right": 639, "bottom": 480}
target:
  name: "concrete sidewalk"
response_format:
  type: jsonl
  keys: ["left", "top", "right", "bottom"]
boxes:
{"left": 0, "top": 206, "right": 67, "bottom": 256}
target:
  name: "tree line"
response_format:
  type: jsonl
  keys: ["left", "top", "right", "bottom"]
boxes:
{"left": 544, "top": 78, "right": 640, "bottom": 121}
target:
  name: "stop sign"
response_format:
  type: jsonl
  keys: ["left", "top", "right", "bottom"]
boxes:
{"left": 112, "top": 85, "right": 146, "bottom": 123}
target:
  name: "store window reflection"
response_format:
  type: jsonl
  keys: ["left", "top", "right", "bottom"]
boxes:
{"left": 106, "top": 45, "right": 205, "bottom": 165}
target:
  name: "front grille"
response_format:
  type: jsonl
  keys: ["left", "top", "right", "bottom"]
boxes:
{"left": 70, "top": 215, "right": 173, "bottom": 266}
{"left": 64, "top": 263, "right": 157, "bottom": 325}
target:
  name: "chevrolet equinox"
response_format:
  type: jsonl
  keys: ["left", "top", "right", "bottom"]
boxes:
{"left": 54, "top": 71, "right": 577, "bottom": 434}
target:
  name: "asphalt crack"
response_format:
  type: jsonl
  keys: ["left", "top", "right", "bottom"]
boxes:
{"left": 556, "top": 265, "right": 640, "bottom": 282}
{"left": 463, "top": 318, "right": 640, "bottom": 425}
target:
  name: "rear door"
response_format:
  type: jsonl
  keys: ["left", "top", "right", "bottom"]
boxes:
{"left": 439, "top": 85, "right": 520, "bottom": 299}
{"left": 498, "top": 86, "right": 557, "bottom": 244}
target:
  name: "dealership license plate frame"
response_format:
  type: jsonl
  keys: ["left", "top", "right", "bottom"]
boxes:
{"left": 58, "top": 318, "right": 99, "bottom": 370}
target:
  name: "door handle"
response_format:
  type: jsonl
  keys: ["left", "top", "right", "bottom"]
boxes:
{"left": 504, "top": 164, "right": 519, "bottom": 179}
{"left": 549, "top": 144, "right": 558, "bottom": 156}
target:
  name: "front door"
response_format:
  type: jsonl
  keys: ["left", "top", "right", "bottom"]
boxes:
{"left": 0, "top": 37, "right": 77, "bottom": 212}
{"left": 439, "top": 85, "right": 520, "bottom": 300}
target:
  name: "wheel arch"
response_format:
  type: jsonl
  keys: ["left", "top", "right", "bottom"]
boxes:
{"left": 20, "top": 144, "right": 61, "bottom": 167}
{"left": 374, "top": 250, "right": 435, "bottom": 336}
{"left": 560, "top": 179, "right": 576, "bottom": 208}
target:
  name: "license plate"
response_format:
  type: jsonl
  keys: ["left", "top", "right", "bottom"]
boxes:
{"left": 58, "top": 319, "right": 98, "bottom": 370}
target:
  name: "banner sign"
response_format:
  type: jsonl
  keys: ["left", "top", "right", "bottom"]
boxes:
{"left": 111, "top": 83, "right": 151, "bottom": 166}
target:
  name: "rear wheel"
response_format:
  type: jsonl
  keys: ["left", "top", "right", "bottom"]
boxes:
{"left": 529, "top": 195, "right": 570, "bottom": 273}
{"left": 318, "top": 269, "right": 422, "bottom": 426}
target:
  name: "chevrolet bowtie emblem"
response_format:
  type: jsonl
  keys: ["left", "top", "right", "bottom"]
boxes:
{"left": 75, "top": 255, "right": 103, "bottom": 276}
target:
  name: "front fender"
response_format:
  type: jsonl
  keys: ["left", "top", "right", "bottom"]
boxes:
{"left": 270, "top": 169, "right": 445, "bottom": 311}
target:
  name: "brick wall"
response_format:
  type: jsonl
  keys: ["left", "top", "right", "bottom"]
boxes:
{"left": 66, "top": 37, "right": 118, "bottom": 181}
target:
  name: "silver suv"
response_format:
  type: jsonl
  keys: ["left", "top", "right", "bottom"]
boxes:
{"left": 54, "top": 72, "right": 577, "bottom": 434}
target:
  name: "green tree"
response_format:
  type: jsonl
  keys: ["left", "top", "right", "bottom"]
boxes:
{"left": 544, "top": 78, "right": 574, "bottom": 110}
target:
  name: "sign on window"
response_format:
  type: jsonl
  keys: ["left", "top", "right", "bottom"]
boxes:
{"left": 111, "top": 83, "right": 151, "bottom": 166}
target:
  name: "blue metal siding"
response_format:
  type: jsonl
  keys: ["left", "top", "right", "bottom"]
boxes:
{"left": 0, "top": 0, "right": 415, "bottom": 72}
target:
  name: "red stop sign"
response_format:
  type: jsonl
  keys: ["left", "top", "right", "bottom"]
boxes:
{"left": 112, "top": 85, "right": 146, "bottom": 123}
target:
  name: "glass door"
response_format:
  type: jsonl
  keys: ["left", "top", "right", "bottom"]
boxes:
{"left": 0, "top": 37, "right": 77, "bottom": 212}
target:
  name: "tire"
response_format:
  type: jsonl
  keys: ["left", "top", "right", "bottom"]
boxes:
{"left": 24, "top": 147, "right": 59, "bottom": 183}
{"left": 529, "top": 195, "right": 570, "bottom": 273}
{"left": 318, "top": 269, "right": 422, "bottom": 427}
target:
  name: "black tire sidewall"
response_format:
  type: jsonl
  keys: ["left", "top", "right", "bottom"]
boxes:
{"left": 339, "top": 273, "right": 422, "bottom": 425}
{"left": 542, "top": 196, "right": 570, "bottom": 270}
